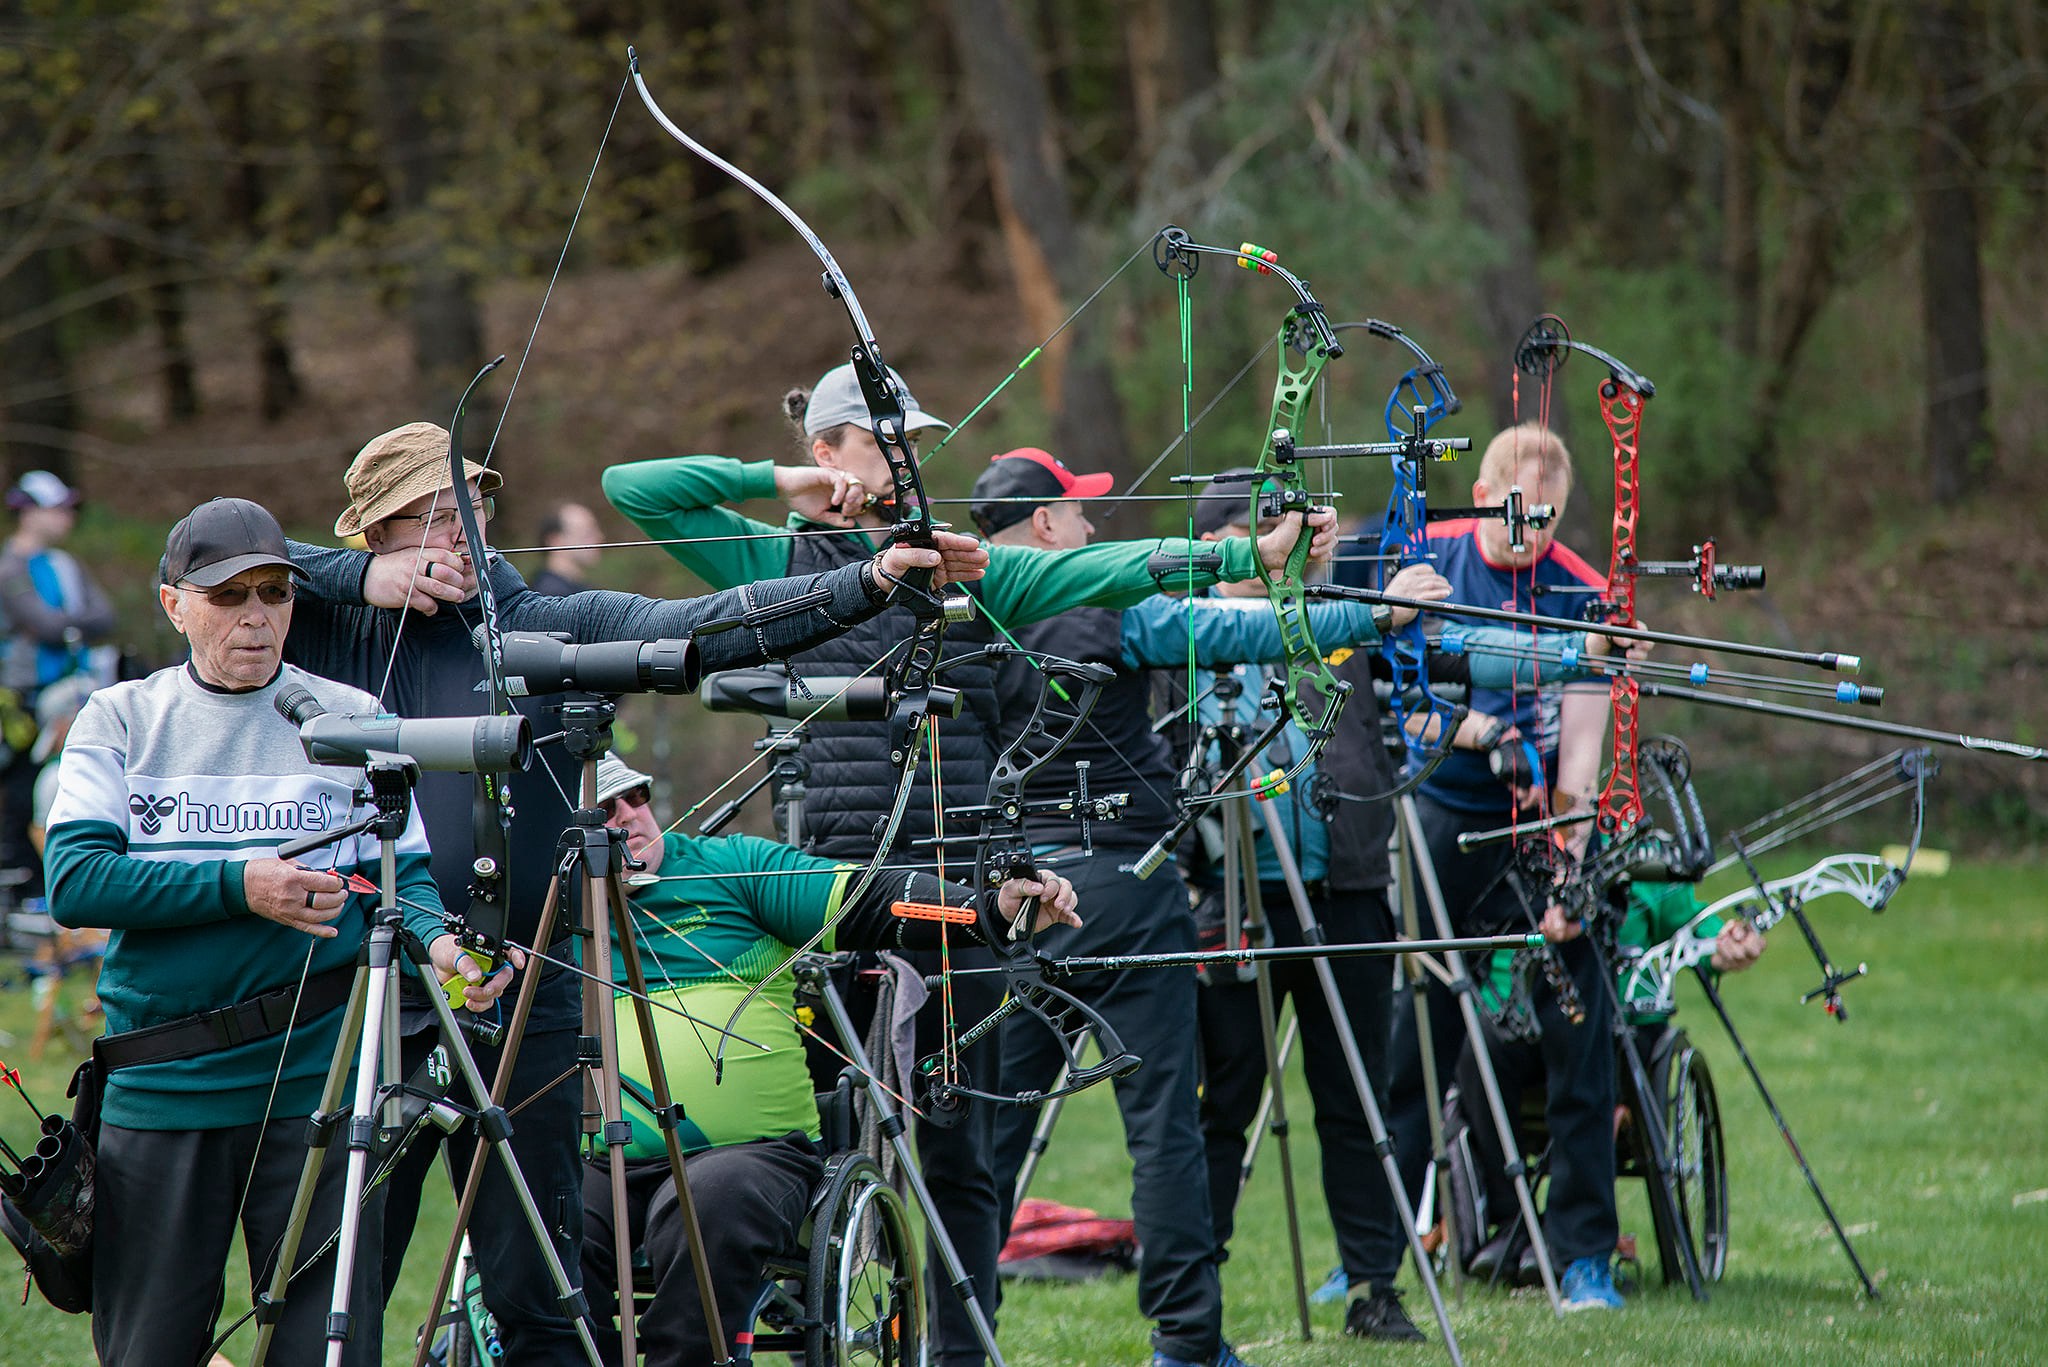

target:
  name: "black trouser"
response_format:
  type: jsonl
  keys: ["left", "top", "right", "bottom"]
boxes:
{"left": 94, "top": 1116, "right": 384, "bottom": 1367}
{"left": 579, "top": 1134, "right": 823, "bottom": 1367}
{"left": 381, "top": 968, "right": 587, "bottom": 1364}
{"left": 1197, "top": 882, "right": 1405, "bottom": 1294}
{"left": 1387, "top": 793, "right": 1619, "bottom": 1268}
{"left": 904, "top": 944, "right": 1007, "bottom": 1366}
{"left": 991, "top": 853, "right": 1222, "bottom": 1365}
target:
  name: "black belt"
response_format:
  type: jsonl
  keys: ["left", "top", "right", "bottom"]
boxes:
{"left": 96, "top": 963, "right": 359, "bottom": 1074}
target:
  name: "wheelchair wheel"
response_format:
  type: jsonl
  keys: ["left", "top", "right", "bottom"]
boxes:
{"left": 1663, "top": 1040, "right": 1728, "bottom": 1283}
{"left": 804, "top": 1154, "right": 925, "bottom": 1366}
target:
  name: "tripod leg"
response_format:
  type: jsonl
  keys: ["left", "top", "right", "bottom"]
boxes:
{"left": 408, "top": 872, "right": 592, "bottom": 1367}
{"left": 248, "top": 964, "right": 373, "bottom": 1367}
{"left": 1233, "top": 1011, "right": 1299, "bottom": 1198}
{"left": 1694, "top": 967, "right": 1879, "bottom": 1298}
{"left": 1257, "top": 802, "right": 1463, "bottom": 1366}
{"left": 1397, "top": 796, "right": 1564, "bottom": 1315}
{"left": 1010, "top": 1070, "right": 1069, "bottom": 1209}
{"left": 607, "top": 864, "right": 734, "bottom": 1362}
{"left": 1394, "top": 818, "right": 1460, "bottom": 1299}
{"left": 810, "top": 967, "right": 1009, "bottom": 1367}
{"left": 402, "top": 931, "right": 606, "bottom": 1365}
{"left": 581, "top": 844, "right": 646, "bottom": 1366}
{"left": 1232, "top": 803, "right": 1314, "bottom": 1341}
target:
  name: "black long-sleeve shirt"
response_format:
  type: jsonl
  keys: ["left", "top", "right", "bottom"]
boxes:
{"left": 283, "top": 541, "right": 887, "bottom": 952}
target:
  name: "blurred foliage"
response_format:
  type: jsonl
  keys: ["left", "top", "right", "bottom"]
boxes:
{"left": 1, "top": 0, "right": 2043, "bottom": 843}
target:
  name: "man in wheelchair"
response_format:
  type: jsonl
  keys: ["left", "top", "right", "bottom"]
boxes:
{"left": 1451, "top": 878, "right": 1764, "bottom": 1300}
{"left": 578, "top": 755, "right": 1081, "bottom": 1366}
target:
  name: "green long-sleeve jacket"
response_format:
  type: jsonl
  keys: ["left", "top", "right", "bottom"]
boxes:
{"left": 601, "top": 455, "right": 1263, "bottom": 626}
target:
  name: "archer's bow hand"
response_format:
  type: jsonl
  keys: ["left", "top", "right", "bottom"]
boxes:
{"left": 994, "top": 870, "right": 1082, "bottom": 935}
{"left": 1383, "top": 563, "right": 1452, "bottom": 627}
{"left": 873, "top": 531, "right": 988, "bottom": 592}
{"left": 362, "top": 545, "right": 474, "bottom": 616}
{"left": 1539, "top": 903, "right": 1584, "bottom": 944}
{"left": 775, "top": 464, "right": 872, "bottom": 525}
{"left": 1710, "top": 919, "right": 1766, "bottom": 973}
{"left": 1585, "top": 616, "right": 1655, "bottom": 662}
{"left": 430, "top": 936, "right": 523, "bottom": 1012}
{"left": 1252, "top": 507, "right": 1338, "bottom": 578}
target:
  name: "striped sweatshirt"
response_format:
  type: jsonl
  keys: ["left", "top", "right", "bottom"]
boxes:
{"left": 46, "top": 662, "right": 444, "bottom": 1130}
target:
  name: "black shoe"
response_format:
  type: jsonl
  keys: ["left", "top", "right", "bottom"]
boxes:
{"left": 1345, "top": 1286, "right": 1427, "bottom": 1343}
{"left": 1468, "top": 1228, "right": 1527, "bottom": 1285}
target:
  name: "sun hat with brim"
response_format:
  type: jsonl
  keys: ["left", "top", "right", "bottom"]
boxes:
{"left": 335, "top": 421, "right": 504, "bottom": 538}
{"left": 595, "top": 754, "right": 655, "bottom": 809}
{"left": 161, "top": 497, "right": 301, "bottom": 589}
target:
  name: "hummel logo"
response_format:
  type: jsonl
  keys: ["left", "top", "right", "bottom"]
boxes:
{"left": 128, "top": 794, "right": 178, "bottom": 836}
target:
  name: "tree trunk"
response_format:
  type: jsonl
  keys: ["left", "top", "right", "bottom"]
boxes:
{"left": 0, "top": 239, "right": 80, "bottom": 481}
{"left": 1127, "top": 0, "right": 1219, "bottom": 163}
{"left": 136, "top": 150, "right": 200, "bottom": 424}
{"left": 220, "top": 65, "right": 302, "bottom": 422}
{"left": 944, "top": 0, "right": 1130, "bottom": 479}
{"left": 1434, "top": 0, "right": 1554, "bottom": 438}
{"left": 1704, "top": 0, "right": 1760, "bottom": 358}
{"left": 1914, "top": 0, "right": 1990, "bottom": 505}
{"left": 374, "top": 13, "right": 485, "bottom": 422}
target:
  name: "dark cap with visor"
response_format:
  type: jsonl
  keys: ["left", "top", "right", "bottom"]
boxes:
{"left": 160, "top": 498, "right": 301, "bottom": 588}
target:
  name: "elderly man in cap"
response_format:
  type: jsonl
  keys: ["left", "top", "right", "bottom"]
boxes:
{"left": 282, "top": 419, "right": 986, "bottom": 1363}
{"left": 574, "top": 752, "right": 1079, "bottom": 1367}
{"left": 45, "top": 497, "right": 506, "bottom": 1366}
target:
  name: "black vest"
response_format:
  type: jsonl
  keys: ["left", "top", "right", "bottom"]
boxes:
{"left": 785, "top": 529, "right": 1000, "bottom": 860}
{"left": 1319, "top": 648, "right": 1399, "bottom": 890}
{"left": 995, "top": 607, "right": 1178, "bottom": 848}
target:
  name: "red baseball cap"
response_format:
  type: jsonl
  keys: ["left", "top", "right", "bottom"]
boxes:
{"left": 968, "top": 448, "right": 1114, "bottom": 534}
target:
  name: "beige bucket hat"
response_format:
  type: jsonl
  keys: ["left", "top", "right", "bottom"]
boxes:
{"left": 335, "top": 422, "right": 504, "bottom": 538}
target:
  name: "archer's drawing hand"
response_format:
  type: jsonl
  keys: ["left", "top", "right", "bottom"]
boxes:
{"left": 362, "top": 545, "right": 474, "bottom": 616}
{"left": 995, "top": 871, "right": 1081, "bottom": 933}
{"left": 776, "top": 465, "right": 871, "bottom": 526}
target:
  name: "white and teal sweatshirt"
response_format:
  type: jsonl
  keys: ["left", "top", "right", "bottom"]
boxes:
{"left": 45, "top": 662, "right": 445, "bottom": 1131}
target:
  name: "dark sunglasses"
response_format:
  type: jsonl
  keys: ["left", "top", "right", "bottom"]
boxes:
{"left": 600, "top": 785, "right": 652, "bottom": 820}
{"left": 183, "top": 581, "right": 295, "bottom": 608}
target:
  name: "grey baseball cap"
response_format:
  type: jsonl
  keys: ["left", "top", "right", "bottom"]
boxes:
{"left": 802, "top": 362, "right": 951, "bottom": 436}
{"left": 161, "top": 497, "right": 301, "bottom": 588}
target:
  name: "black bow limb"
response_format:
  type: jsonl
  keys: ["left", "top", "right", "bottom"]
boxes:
{"left": 914, "top": 650, "right": 1142, "bottom": 1119}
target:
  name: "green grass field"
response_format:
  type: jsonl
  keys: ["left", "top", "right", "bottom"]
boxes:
{"left": 0, "top": 853, "right": 2042, "bottom": 1365}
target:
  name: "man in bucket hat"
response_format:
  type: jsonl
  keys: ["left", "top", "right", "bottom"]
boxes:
{"left": 282, "top": 421, "right": 988, "bottom": 1363}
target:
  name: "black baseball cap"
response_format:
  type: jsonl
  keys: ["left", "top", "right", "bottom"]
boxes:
{"left": 968, "top": 448, "right": 1115, "bottom": 536}
{"left": 160, "top": 497, "right": 301, "bottom": 588}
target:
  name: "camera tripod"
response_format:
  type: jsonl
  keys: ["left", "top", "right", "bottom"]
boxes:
{"left": 248, "top": 759, "right": 599, "bottom": 1367}
{"left": 408, "top": 695, "right": 734, "bottom": 1367}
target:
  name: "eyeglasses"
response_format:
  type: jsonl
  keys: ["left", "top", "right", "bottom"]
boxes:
{"left": 600, "top": 785, "right": 652, "bottom": 820}
{"left": 385, "top": 497, "right": 495, "bottom": 536}
{"left": 183, "top": 581, "right": 295, "bottom": 608}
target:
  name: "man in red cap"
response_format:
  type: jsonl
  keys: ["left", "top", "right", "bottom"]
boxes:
{"left": 968, "top": 450, "right": 1456, "bottom": 1366}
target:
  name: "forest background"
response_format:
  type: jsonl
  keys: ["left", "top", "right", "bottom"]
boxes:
{"left": 2, "top": 0, "right": 2043, "bottom": 847}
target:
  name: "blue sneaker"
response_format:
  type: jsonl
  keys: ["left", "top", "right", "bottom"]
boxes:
{"left": 1150, "top": 1345, "right": 1263, "bottom": 1367}
{"left": 1559, "top": 1255, "right": 1625, "bottom": 1311}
